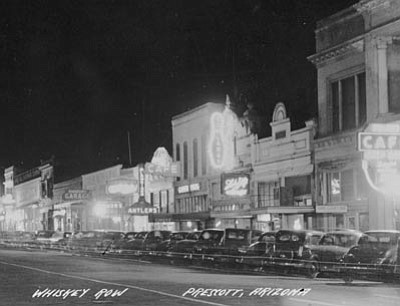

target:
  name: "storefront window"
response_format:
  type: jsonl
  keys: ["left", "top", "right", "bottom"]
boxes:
{"left": 359, "top": 213, "right": 369, "bottom": 232}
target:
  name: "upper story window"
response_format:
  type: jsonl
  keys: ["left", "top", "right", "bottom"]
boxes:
{"left": 193, "top": 138, "right": 198, "bottom": 177}
{"left": 175, "top": 143, "right": 181, "bottom": 181}
{"left": 183, "top": 141, "right": 188, "bottom": 180}
{"left": 331, "top": 71, "right": 366, "bottom": 133}
{"left": 201, "top": 134, "right": 207, "bottom": 175}
{"left": 175, "top": 143, "right": 180, "bottom": 162}
{"left": 324, "top": 168, "right": 368, "bottom": 203}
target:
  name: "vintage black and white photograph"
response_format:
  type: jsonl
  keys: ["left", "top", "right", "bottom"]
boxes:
{"left": 1, "top": 0, "right": 400, "bottom": 305}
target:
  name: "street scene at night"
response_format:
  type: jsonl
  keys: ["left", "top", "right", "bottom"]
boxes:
{"left": 2, "top": 0, "right": 400, "bottom": 305}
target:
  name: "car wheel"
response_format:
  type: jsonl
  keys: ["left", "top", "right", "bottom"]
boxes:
{"left": 343, "top": 273, "right": 354, "bottom": 284}
{"left": 306, "top": 260, "right": 319, "bottom": 279}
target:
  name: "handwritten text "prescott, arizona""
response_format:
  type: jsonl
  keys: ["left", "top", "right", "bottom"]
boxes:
{"left": 32, "top": 288, "right": 129, "bottom": 300}
{"left": 182, "top": 287, "right": 312, "bottom": 298}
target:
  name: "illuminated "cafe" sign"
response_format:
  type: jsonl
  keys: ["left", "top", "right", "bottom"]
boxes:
{"left": 358, "top": 123, "right": 400, "bottom": 195}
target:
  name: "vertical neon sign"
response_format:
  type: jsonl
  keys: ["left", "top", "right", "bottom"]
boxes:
{"left": 209, "top": 112, "right": 225, "bottom": 169}
{"left": 139, "top": 163, "right": 145, "bottom": 197}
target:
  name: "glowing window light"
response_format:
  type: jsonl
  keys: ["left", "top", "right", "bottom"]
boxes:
{"left": 362, "top": 160, "right": 400, "bottom": 196}
{"left": 293, "top": 218, "right": 302, "bottom": 230}
{"left": 93, "top": 202, "right": 108, "bottom": 217}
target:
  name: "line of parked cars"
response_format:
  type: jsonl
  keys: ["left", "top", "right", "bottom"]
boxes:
{"left": 2, "top": 227, "right": 400, "bottom": 283}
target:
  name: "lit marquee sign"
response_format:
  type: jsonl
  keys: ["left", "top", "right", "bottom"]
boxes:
{"left": 358, "top": 123, "right": 400, "bottom": 195}
{"left": 221, "top": 173, "right": 250, "bottom": 196}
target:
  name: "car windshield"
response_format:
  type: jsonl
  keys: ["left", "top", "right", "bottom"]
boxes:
{"left": 199, "top": 230, "right": 224, "bottom": 242}
{"left": 260, "top": 233, "right": 275, "bottom": 243}
{"left": 304, "top": 234, "right": 323, "bottom": 245}
{"left": 37, "top": 231, "right": 54, "bottom": 238}
{"left": 125, "top": 233, "right": 136, "bottom": 240}
{"left": 276, "top": 232, "right": 304, "bottom": 243}
{"left": 225, "top": 229, "right": 250, "bottom": 241}
{"left": 171, "top": 232, "right": 188, "bottom": 240}
{"left": 361, "top": 232, "right": 399, "bottom": 245}
{"left": 320, "top": 233, "right": 359, "bottom": 248}
{"left": 135, "top": 232, "right": 147, "bottom": 239}
{"left": 186, "top": 232, "right": 200, "bottom": 240}
{"left": 103, "top": 232, "right": 124, "bottom": 240}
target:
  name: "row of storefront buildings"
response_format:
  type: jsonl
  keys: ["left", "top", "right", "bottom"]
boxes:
{"left": 1, "top": 0, "right": 400, "bottom": 233}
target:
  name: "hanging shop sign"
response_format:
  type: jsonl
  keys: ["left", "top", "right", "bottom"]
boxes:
{"left": 62, "top": 190, "right": 92, "bottom": 201}
{"left": 221, "top": 173, "right": 250, "bottom": 196}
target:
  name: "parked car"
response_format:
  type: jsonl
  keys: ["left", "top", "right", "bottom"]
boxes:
{"left": 167, "top": 231, "right": 202, "bottom": 259}
{"left": 109, "top": 231, "right": 149, "bottom": 254}
{"left": 189, "top": 228, "right": 262, "bottom": 266}
{"left": 142, "top": 230, "right": 172, "bottom": 253}
{"left": 266, "top": 229, "right": 324, "bottom": 277}
{"left": 49, "top": 232, "right": 74, "bottom": 249}
{"left": 235, "top": 231, "right": 277, "bottom": 270}
{"left": 155, "top": 231, "right": 190, "bottom": 253}
{"left": 35, "top": 230, "right": 66, "bottom": 244}
{"left": 68, "top": 230, "right": 124, "bottom": 252}
{"left": 305, "top": 229, "right": 363, "bottom": 278}
{"left": 340, "top": 230, "right": 400, "bottom": 283}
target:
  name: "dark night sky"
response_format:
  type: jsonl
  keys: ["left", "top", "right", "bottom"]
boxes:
{"left": 0, "top": 0, "right": 358, "bottom": 181}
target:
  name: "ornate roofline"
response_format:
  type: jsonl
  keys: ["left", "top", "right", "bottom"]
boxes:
{"left": 354, "top": 0, "right": 391, "bottom": 14}
{"left": 308, "top": 37, "right": 364, "bottom": 67}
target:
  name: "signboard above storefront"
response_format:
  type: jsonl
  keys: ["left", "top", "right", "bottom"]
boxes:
{"left": 106, "top": 178, "right": 137, "bottom": 196}
{"left": 177, "top": 183, "right": 201, "bottom": 194}
{"left": 316, "top": 205, "right": 348, "bottom": 214}
{"left": 62, "top": 190, "right": 92, "bottom": 201}
{"left": 221, "top": 173, "right": 250, "bottom": 196}
{"left": 127, "top": 206, "right": 158, "bottom": 215}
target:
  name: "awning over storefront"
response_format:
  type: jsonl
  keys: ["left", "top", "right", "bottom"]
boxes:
{"left": 148, "top": 213, "right": 174, "bottom": 223}
{"left": 210, "top": 211, "right": 253, "bottom": 219}
{"left": 252, "top": 206, "right": 314, "bottom": 215}
{"left": 172, "top": 212, "right": 211, "bottom": 221}
{"left": 254, "top": 158, "right": 313, "bottom": 181}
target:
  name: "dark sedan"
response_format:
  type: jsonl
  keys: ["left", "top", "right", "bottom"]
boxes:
{"left": 266, "top": 229, "right": 324, "bottom": 277}
{"left": 155, "top": 231, "right": 190, "bottom": 253}
{"left": 340, "top": 230, "right": 400, "bottom": 283}
{"left": 306, "top": 230, "right": 363, "bottom": 277}
{"left": 235, "top": 231, "right": 276, "bottom": 271}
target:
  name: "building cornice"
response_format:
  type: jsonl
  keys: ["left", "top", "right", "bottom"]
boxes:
{"left": 354, "top": 0, "right": 391, "bottom": 14}
{"left": 308, "top": 37, "right": 364, "bottom": 67}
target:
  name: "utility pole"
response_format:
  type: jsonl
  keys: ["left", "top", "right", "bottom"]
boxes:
{"left": 127, "top": 130, "right": 132, "bottom": 166}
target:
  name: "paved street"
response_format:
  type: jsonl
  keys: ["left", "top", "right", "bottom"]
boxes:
{"left": 0, "top": 247, "right": 400, "bottom": 306}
